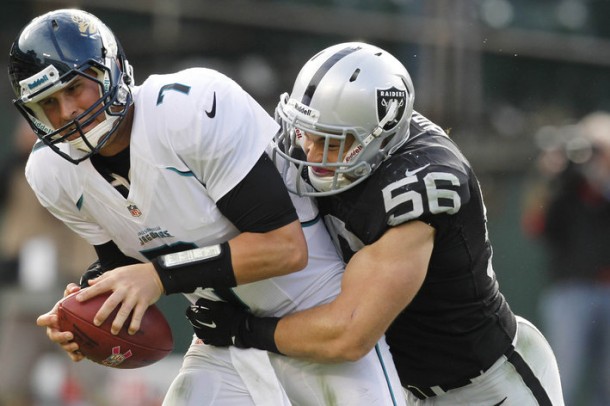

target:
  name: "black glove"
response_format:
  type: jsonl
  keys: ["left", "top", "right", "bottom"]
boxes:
{"left": 186, "top": 298, "right": 248, "bottom": 347}
{"left": 185, "top": 298, "right": 281, "bottom": 353}
{"left": 79, "top": 260, "right": 106, "bottom": 289}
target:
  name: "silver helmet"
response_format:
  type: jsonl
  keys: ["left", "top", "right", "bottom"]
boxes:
{"left": 274, "top": 42, "right": 414, "bottom": 196}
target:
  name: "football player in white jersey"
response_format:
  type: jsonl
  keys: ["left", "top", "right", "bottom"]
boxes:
{"left": 10, "top": 10, "right": 405, "bottom": 405}
{"left": 187, "top": 43, "right": 566, "bottom": 405}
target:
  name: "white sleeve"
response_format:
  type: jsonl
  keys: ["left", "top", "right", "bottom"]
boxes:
{"left": 42, "top": 201, "right": 111, "bottom": 247}
{"left": 25, "top": 150, "right": 111, "bottom": 246}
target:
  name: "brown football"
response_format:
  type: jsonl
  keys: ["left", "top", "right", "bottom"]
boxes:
{"left": 57, "top": 291, "right": 173, "bottom": 369}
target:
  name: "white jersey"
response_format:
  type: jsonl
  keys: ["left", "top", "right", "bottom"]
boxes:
{"left": 25, "top": 67, "right": 342, "bottom": 316}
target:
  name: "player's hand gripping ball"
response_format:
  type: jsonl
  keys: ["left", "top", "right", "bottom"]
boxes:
{"left": 57, "top": 291, "right": 173, "bottom": 369}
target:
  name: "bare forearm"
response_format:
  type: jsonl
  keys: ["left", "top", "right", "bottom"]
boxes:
{"left": 275, "top": 303, "right": 380, "bottom": 363}
{"left": 229, "top": 220, "right": 307, "bottom": 285}
{"left": 185, "top": 221, "right": 434, "bottom": 362}
{"left": 275, "top": 222, "right": 433, "bottom": 362}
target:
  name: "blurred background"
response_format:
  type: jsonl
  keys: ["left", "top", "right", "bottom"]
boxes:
{"left": 0, "top": 0, "right": 609, "bottom": 405}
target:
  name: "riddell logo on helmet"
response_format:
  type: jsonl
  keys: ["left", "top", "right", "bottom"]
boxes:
{"left": 294, "top": 103, "right": 315, "bottom": 117}
{"left": 20, "top": 65, "right": 60, "bottom": 98}
{"left": 32, "top": 119, "right": 53, "bottom": 134}
{"left": 345, "top": 144, "right": 363, "bottom": 162}
{"left": 289, "top": 99, "right": 319, "bottom": 118}
{"left": 27, "top": 75, "right": 49, "bottom": 90}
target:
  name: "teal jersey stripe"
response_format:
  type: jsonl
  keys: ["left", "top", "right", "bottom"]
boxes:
{"left": 301, "top": 214, "right": 320, "bottom": 228}
{"left": 76, "top": 194, "right": 84, "bottom": 210}
{"left": 375, "top": 343, "right": 400, "bottom": 406}
{"left": 165, "top": 167, "right": 194, "bottom": 176}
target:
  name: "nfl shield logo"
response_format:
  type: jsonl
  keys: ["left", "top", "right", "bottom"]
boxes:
{"left": 127, "top": 204, "right": 142, "bottom": 217}
{"left": 376, "top": 86, "right": 407, "bottom": 131}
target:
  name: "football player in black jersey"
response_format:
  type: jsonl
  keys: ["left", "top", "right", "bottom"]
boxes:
{"left": 187, "top": 42, "right": 564, "bottom": 405}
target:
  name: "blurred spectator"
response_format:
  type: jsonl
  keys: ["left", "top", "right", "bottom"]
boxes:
{"left": 0, "top": 117, "right": 97, "bottom": 405}
{"left": 524, "top": 112, "right": 610, "bottom": 406}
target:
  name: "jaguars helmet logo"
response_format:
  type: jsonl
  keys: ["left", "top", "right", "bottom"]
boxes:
{"left": 71, "top": 14, "right": 99, "bottom": 37}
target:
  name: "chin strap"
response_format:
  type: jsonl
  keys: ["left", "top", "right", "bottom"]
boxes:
{"left": 68, "top": 116, "right": 119, "bottom": 152}
{"left": 307, "top": 166, "right": 353, "bottom": 193}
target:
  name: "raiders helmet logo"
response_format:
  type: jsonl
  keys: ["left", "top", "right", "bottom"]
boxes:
{"left": 376, "top": 86, "right": 407, "bottom": 131}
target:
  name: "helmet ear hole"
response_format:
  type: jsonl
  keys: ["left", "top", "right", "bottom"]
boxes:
{"left": 381, "top": 133, "right": 395, "bottom": 150}
{"left": 121, "top": 59, "right": 135, "bottom": 86}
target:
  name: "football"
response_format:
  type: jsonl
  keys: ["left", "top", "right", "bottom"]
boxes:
{"left": 57, "top": 291, "right": 174, "bottom": 369}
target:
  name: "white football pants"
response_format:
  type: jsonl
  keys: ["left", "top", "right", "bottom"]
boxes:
{"left": 163, "top": 335, "right": 405, "bottom": 405}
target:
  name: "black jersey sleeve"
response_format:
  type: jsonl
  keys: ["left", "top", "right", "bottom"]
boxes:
{"left": 83, "top": 241, "right": 141, "bottom": 288}
{"left": 94, "top": 240, "right": 142, "bottom": 270}
{"left": 216, "top": 152, "right": 298, "bottom": 233}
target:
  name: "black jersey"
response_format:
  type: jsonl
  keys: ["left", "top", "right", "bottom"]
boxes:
{"left": 316, "top": 112, "right": 517, "bottom": 388}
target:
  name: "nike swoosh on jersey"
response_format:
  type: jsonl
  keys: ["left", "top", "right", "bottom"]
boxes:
{"left": 198, "top": 320, "right": 217, "bottom": 329}
{"left": 205, "top": 91, "right": 217, "bottom": 118}
{"left": 492, "top": 397, "right": 508, "bottom": 406}
{"left": 405, "top": 163, "right": 430, "bottom": 177}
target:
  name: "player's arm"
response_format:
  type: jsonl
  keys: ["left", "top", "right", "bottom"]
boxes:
{"left": 145, "top": 151, "right": 306, "bottom": 292}
{"left": 189, "top": 219, "right": 434, "bottom": 362}
{"left": 77, "top": 153, "right": 306, "bottom": 334}
{"left": 274, "top": 220, "right": 432, "bottom": 362}
{"left": 214, "top": 152, "right": 307, "bottom": 285}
